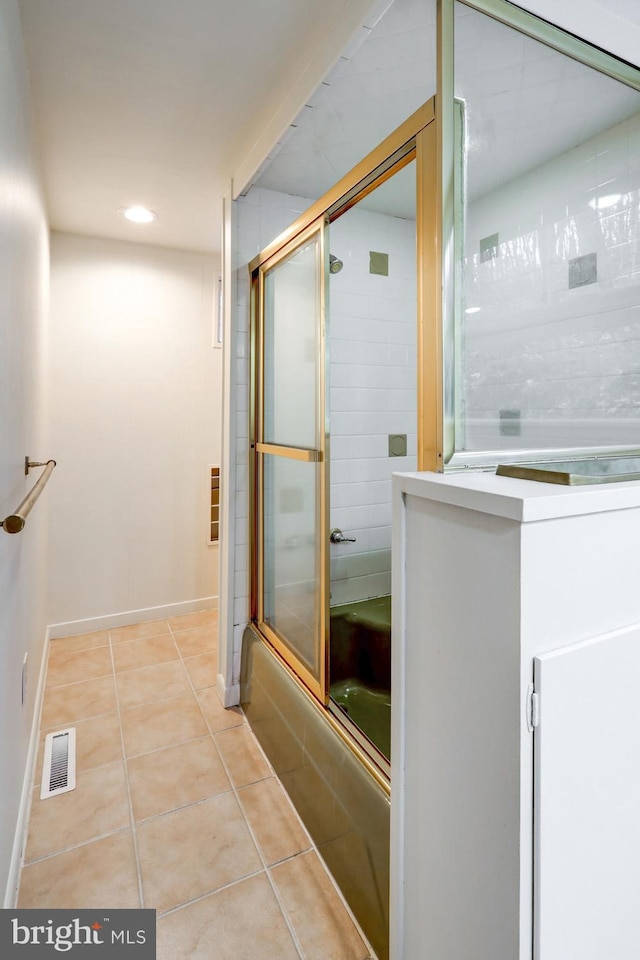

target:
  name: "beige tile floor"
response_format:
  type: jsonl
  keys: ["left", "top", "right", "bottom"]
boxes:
{"left": 18, "top": 610, "right": 375, "bottom": 960}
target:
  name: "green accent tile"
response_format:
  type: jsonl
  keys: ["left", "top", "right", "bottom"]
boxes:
{"left": 369, "top": 251, "right": 389, "bottom": 276}
{"left": 569, "top": 252, "right": 597, "bottom": 289}
{"left": 499, "top": 409, "right": 521, "bottom": 437}
{"left": 388, "top": 433, "right": 407, "bottom": 457}
{"left": 480, "top": 232, "right": 499, "bottom": 262}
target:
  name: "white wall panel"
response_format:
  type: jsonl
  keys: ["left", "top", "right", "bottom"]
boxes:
{"left": 0, "top": 0, "right": 49, "bottom": 904}
{"left": 47, "top": 233, "right": 221, "bottom": 625}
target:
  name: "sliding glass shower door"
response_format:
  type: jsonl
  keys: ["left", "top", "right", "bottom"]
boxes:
{"left": 249, "top": 100, "right": 435, "bottom": 778}
{"left": 253, "top": 218, "right": 329, "bottom": 702}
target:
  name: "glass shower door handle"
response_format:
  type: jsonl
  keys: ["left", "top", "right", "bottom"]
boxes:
{"left": 330, "top": 528, "right": 356, "bottom": 543}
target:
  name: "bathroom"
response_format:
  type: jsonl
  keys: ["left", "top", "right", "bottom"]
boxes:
{"left": 4, "top": 0, "right": 640, "bottom": 957}
{"left": 226, "top": 1, "right": 640, "bottom": 956}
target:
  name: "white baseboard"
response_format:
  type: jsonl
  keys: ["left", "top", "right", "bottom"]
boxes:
{"left": 4, "top": 626, "right": 50, "bottom": 908}
{"left": 217, "top": 673, "right": 240, "bottom": 708}
{"left": 48, "top": 596, "right": 218, "bottom": 639}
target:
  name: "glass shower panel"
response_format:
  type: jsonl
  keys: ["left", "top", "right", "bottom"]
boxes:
{"left": 327, "top": 158, "right": 418, "bottom": 766}
{"left": 263, "top": 236, "right": 321, "bottom": 450}
{"left": 262, "top": 454, "right": 321, "bottom": 682}
{"left": 453, "top": 2, "right": 640, "bottom": 456}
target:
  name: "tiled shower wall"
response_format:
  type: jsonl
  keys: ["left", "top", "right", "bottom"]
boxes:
{"left": 231, "top": 187, "right": 417, "bottom": 652}
{"left": 463, "top": 109, "right": 640, "bottom": 451}
{"left": 328, "top": 208, "right": 416, "bottom": 606}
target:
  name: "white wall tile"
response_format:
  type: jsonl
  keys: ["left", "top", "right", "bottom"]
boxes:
{"left": 234, "top": 596, "right": 249, "bottom": 625}
{"left": 464, "top": 109, "right": 640, "bottom": 451}
{"left": 329, "top": 204, "right": 417, "bottom": 605}
{"left": 234, "top": 544, "right": 248, "bottom": 574}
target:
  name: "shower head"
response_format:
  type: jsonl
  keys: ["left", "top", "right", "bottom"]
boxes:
{"left": 329, "top": 254, "right": 343, "bottom": 274}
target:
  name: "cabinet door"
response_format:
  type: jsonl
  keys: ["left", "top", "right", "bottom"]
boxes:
{"left": 534, "top": 623, "right": 640, "bottom": 960}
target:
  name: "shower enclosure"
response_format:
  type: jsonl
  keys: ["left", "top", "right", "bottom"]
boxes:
{"left": 238, "top": 2, "right": 640, "bottom": 955}
{"left": 249, "top": 107, "right": 430, "bottom": 784}
{"left": 244, "top": 119, "right": 426, "bottom": 958}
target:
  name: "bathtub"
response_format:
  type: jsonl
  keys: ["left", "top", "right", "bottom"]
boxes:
{"left": 330, "top": 595, "right": 391, "bottom": 759}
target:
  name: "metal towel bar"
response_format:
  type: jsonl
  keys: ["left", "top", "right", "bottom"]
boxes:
{"left": 1, "top": 457, "right": 57, "bottom": 534}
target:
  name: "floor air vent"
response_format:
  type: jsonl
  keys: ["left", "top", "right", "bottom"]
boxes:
{"left": 40, "top": 728, "right": 76, "bottom": 800}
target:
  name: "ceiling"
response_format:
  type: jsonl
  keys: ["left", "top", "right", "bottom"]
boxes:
{"left": 17, "top": 0, "right": 640, "bottom": 255}
{"left": 17, "top": 0, "right": 374, "bottom": 254}
{"left": 257, "top": 0, "right": 640, "bottom": 215}
{"left": 255, "top": 0, "right": 436, "bottom": 203}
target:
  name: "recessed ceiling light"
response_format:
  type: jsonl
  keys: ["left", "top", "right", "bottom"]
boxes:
{"left": 118, "top": 205, "right": 158, "bottom": 224}
{"left": 465, "top": 306, "right": 481, "bottom": 315}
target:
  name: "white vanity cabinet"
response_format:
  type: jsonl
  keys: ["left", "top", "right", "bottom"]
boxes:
{"left": 390, "top": 471, "right": 640, "bottom": 960}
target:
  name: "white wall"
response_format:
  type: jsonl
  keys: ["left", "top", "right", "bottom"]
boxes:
{"left": 329, "top": 205, "right": 416, "bottom": 606}
{"left": 0, "top": 0, "right": 50, "bottom": 904}
{"left": 47, "top": 233, "right": 222, "bottom": 631}
{"left": 464, "top": 109, "right": 640, "bottom": 451}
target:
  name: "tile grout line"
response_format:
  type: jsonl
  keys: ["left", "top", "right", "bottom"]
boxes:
{"left": 48, "top": 633, "right": 110, "bottom": 651}
{"left": 23, "top": 614, "right": 375, "bottom": 956}
{"left": 210, "top": 719, "right": 316, "bottom": 957}
{"left": 21, "top": 638, "right": 130, "bottom": 879}
{"left": 168, "top": 613, "right": 376, "bottom": 957}
{"left": 22, "top": 825, "right": 133, "bottom": 869}
{"left": 166, "top": 619, "right": 307, "bottom": 960}
{"left": 201, "top": 751, "right": 308, "bottom": 960}
{"left": 109, "top": 628, "right": 146, "bottom": 909}
{"left": 155, "top": 865, "right": 266, "bottom": 920}
{"left": 131, "top": 791, "right": 234, "bottom": 828}
{"left": 23, "top": 780, "right": 305, "bottom": 867}
{"left": 46, "top": 633, "right": 122, "bottom": 690}
{"left": 134, "top": 620, "right": 251, "bottom": 924}
{"left": 76, "top": 618, "right": 236, "bottom": 836}
{"left": 206, "top": 642, "right": 378, "bottom": 960}
{"left": 20, "top": 616, "right": 215, "bottom": 905}
{"left": 30, "top": 621, "right": 209, "bottom": 869}
{"left": 122, "top": 730, "right": 227, "bottom": 763}
{"left": 292, "top": 847, "right": 378, "bottom": 960}
{"left": 110, "top": 631, "right": 174, "bottom": 653}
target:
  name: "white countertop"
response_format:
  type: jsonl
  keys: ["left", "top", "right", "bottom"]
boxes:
{"left": 394, "top": 470, "right": 640, "bottom": 522}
